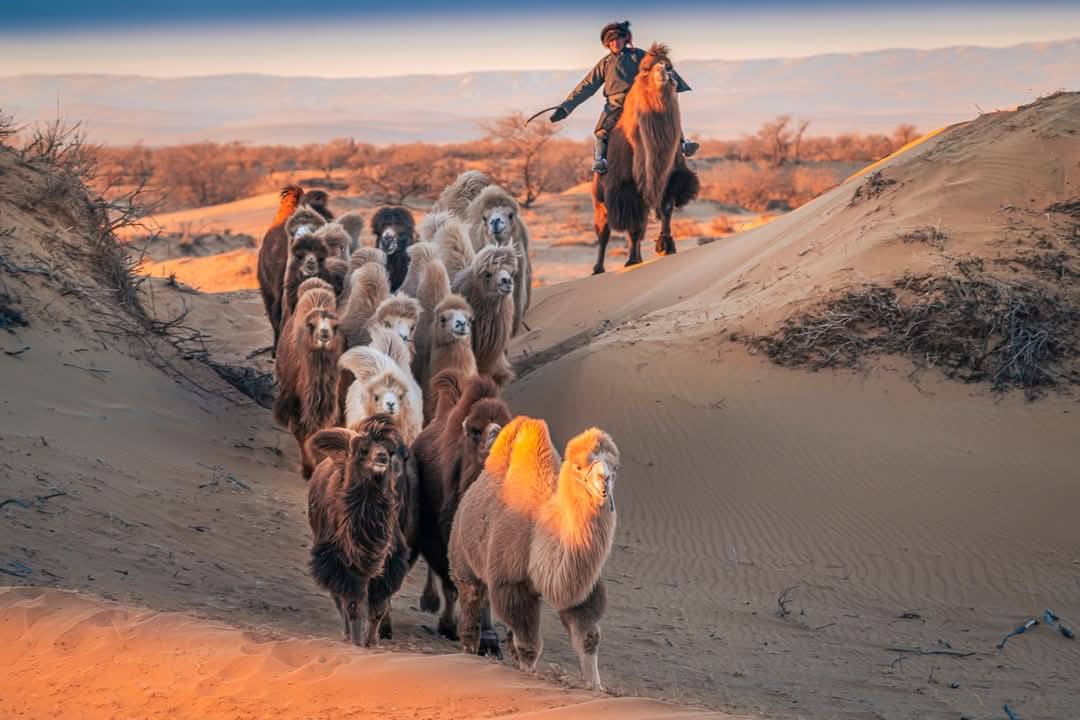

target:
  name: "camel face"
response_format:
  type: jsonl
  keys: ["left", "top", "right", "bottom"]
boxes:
{"left": 379, "top": 226, "right": 410, "bottom": 255}
{"left": 484, "top": 206, "right": 516, "bottom": 246}
{"left": 440, "top": 307, "right": 472, "bottom": 339}
{"left": 481, "top": 263, "right": 515, "bottom": 297}
{"left": 648, "top": 61, "right": 672, "bottom": 90}
{"left": 584, "top": 456, "right": 617, "bottom": 512}
{"left": 381, "top": 315, "right": 416, "bottom": 345}
{"left": 306, "top": 309, "right": 339, "bottom": 350}
{"left": 366, "top": 375, "right": 406, "bottom": 422}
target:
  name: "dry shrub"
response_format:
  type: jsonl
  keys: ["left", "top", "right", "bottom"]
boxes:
{"left": 0, "top": 108, "right": 20, "bottom": 147}
{"left": 899, "top": 225, "right": 947, "bottom": 249}
{"left": 753, "top": 271, "right": 1079, "bottom": 398}
{"left": 849, "top": 171, "right": 897, "bottom": 206}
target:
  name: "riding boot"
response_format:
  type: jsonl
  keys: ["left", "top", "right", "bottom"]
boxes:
{"left": 592, "top": 135, "right": 608, "bottom": 174}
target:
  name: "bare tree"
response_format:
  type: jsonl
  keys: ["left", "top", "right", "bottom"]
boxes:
{"left": 357, "top": 143, "right": 461, "bottom": 205}
{"left": 307, "top": 137, "right": 357, "bottom": 179}
{"left": 791, "top": 119, "right": 811, "bottom": 165}
{"left": 757, "top": 115, "right": 793, "bottom": 167}
{"left": 482, "top": 112, "right": 562, "bottom": 208}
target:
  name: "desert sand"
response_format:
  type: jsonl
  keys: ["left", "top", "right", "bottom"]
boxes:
{"left": 1, "top": 93, "right": 1078, "bottom": 720}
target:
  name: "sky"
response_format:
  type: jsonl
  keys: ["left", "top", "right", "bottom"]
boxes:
{"left": 2, "top": 1, "right": 1079, "bottom": 77}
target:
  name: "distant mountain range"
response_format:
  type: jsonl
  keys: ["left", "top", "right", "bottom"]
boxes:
{"left": 2, "top": 38, "right": 1077, "bottom": 146}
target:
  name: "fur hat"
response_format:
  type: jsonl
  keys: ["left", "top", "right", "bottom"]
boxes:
{"left": 600, "top": 21, "right": 631, "bottom": 46}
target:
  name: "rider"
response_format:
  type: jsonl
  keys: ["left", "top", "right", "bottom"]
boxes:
{"left": 549, "top": 20, "right": 698, "bottom": 174}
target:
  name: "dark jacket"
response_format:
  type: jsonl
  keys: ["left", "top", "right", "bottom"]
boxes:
{"left": 560, "top": 46, "right": 691, "bottom": 117}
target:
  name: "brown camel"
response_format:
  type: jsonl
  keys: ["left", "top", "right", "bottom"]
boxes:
{"left": 449, "top": 417, "right": 619, "bottom": 689}
{"left": 592, "top": 43, "right": 699, "bottom": 274}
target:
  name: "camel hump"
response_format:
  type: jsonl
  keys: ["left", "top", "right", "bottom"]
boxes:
{"left": 487, "top": 416, "right": 560, "bottom": 512}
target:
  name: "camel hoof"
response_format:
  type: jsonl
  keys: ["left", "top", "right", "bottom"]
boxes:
{"left": 478, "top": 630, "right": 503, "bottom": 660}
{"left": 624, "top": 258, "right": 642, "bottom": 268}
{"left": 419, "top": 591, "right": 440, "bottom": 614}
{"left": 592, "top": 264, "right": 605, "bottom": 275}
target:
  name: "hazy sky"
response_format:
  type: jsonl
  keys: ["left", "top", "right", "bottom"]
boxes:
{"left": 2, "top": 1, "right": 1078, "bottom": 77}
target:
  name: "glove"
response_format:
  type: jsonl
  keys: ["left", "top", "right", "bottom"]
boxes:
{"left": 550, "top": 106, "right": 569, "bottom": 123}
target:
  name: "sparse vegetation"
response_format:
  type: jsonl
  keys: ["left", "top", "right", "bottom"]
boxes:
{"left": 753, "top": 268, "right": 1079, "bottom": 398}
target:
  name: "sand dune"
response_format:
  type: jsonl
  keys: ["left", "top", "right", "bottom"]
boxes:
{"left": 0, "top": 587, "right": 735, "bottom": 719}
{"left": 1, "top": 94, "right": 1079, "bottom": 720}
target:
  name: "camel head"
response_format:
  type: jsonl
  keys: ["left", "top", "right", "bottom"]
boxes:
{"left": 469, "top": 185, "right": 520, "bottom": 247}
{"left": 286, "top": 206, "right": 328, "bottom": 242}
{"left": 371, "top": 294, "right": 421, "bottom": 346}
{"left": 473, "top": 245, "right": 518, "bottom": 298}
{"left": 462, "top": 397, "right": 512, "bottom": 464}
{"left": 314, "top": 224, "right": 351, "bottom": 260}
{"left": 348, "top": 414, "right": 402, "bottom": 480}
{"left": 640, "top": 43, "right": 675, "bottom": 94}
{"left": 363, "top": 372, "right": 407, "bottom": 422}
{"left": 563, "top": 428, "right": 620, "bottom": 512}
{"left": 303, "top": 307, "right": 340, "bottom": 350}
{"left": 290, "top": 233, "right": 330, "bottom": 280}
{"left": 372, "top": 206, "right": 416, "bottom": 256}
{"left": 435, "top": 294, "right": 473, "bottom": 342}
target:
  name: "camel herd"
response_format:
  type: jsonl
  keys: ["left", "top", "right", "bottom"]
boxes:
{"left": 256, "top": 171, "right": 620, "bottom": 689}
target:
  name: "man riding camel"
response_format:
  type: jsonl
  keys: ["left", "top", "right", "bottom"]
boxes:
{"left": 549, "top": 20, "right": 698, "bottom": 174}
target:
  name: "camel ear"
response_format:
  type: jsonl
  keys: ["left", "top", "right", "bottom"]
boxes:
{"left": 307, "top": 428, "right": 356, "bottom": 466}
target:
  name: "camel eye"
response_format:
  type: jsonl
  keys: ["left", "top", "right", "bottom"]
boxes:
{"left": 484, "top": 271, "right": 493, "bottom": 278}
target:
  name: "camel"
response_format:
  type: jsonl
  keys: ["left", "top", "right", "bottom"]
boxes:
{"left": 423, "top": 294, "right": 476, "bottom": 423}
{"left": 337, "top": 210, "right": 365, "bottom": 253}
{"left": 370, "top": 206, "right": 416, "bottom": 292}
{"left": 451, "top": 245, "right": 518, "bottom": 386}
{"left": 434, "top": 217, "right": 475, "bottom": 281}
{"left": 306, "top": 415, "right": 411, "bottom": 646}
{"left": 449, "top": 417, "right": 619, "bottom": 689}
{"left": 302, "top": 189, "right": 334, "bottom": 222}
{"left": 338, "top": 262, "right": 390, "bottom": 349}
{"left": 339, "top": 344, "right": 422, "bottom": 447}
{"left": 258, "top": 186, "right": 309, "bottom": 350}
{"left": 413, "top": 370, "right": 509, "bottom": 639}
{"left": 465, "top": 185, "right": 532, "bottom": 335}
{"left": 592, "top": 43, "right": 699, "bottom": 274}
{"left": 272, "top": 280, "right": 344, "bottom": 479}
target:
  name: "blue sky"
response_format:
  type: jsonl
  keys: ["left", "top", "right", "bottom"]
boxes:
{"left": 2, "top": 1, "right": 1078, "bottom": 77}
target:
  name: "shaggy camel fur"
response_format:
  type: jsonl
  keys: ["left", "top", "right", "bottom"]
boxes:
{"left": 434, "top": 170, "right": 493, "bottom": 220}
{"left": 370, "top": 293, "right": 422, "bottom": 351}
{"left": 417, "top": 210, "right": 450, "bottom": 245}
{"left": 413, "top": 370, "right": 509, "bottom": 638}
{"left": 397, "top": 242, "right": 437, "bottom": 299}
{"left": 336, "top": 247, "right": 385, "bottom": 309}
{"left": 338, "top": 262, "right": 390, "bottom": 349}
{"left": 465, "top": 185, "right": 532, "bottom": 335}
{"left": 313, "top": 223, "right": 351, "bottom": 261}
{"left": 258, "top": 185, "right": 306, "bottom": 351}
{"left": 370, "top": 206, "right": 416, "bottom": 292}
{"left": 434, "top": 216, "right": 475, "bottom": 281}
{"left": 592, "top": 43, "right": 699, "bottom": 274}
{"left": 402, "top": 249, "right": 455, "bottom": 412}
{"left": 337, "top": 210, "right": 365, "bottom": 253}
{"left": 451, "top": 246, "right": 518, "bottom": 386}
{"left": 339, "top": 344, "right": 422, "bottom": 446}
{"left": 449, "top": 417, "right": 619, "bottom": 689}
{"left": 280, "top": 228, "right": 342, "bottom": 330}
{"left": 423, "top": 294, "right": 476, "bottom": 423}
{"left": 306, "top": 415, "right": 412, "bottom": 646}
{"left": 273, "top": 282, "right": 345, "bottom": 479}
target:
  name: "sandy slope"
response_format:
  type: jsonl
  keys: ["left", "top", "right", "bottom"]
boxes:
{"left": 0, "top": 587, "right": 735, "bottom": 719}
{"left": 2, "top": 94, "right": 1079, "bottom": 720}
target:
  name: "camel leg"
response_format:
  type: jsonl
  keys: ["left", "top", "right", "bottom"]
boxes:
{"left": 420, "top": 567, "right": 440, "bottom": 613}
{"left": 344, "top": 591, "right": 370, "bottom": 647}
{"left": 437, "top": 573, "right": 459, "bottom": 641}
{"left": 655, "top": 203, "right": 676, "bottom": 256}
{"left": 593, "top": 206, "right": 611, "bottom": 275}
{"left": 491, "top": 582, "right": 543, "bottom": 673}
{"left": 333, "top": 593, "right": 350, "bottom": 642}
{"left": 477, "top": 604, "right": 501, "bottom": 658}
{"left": 625, "top": 226, "right": 645, "bottom": 267}
{"left": 558, "top": 581, "right": 607, "bottom": 690}
{"left": 456, "top": 575, "right": 487, "bottom": 655}
{"left": 294, "top": 428, "right": 314, "bottom": 479}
